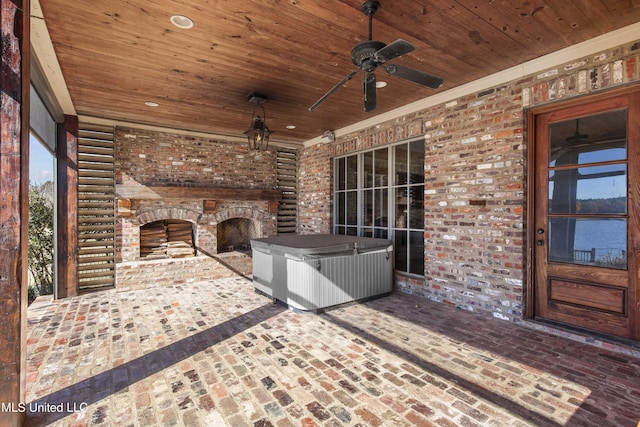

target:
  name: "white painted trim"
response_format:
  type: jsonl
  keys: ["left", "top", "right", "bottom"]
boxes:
{"left": 303, "top": 21, "right": 640, "bottom": 148}
{"left": 30, "top": 0, "right": 76, "bottom": 116}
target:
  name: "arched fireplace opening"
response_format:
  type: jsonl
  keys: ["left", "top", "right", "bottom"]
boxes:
{"left": 140, "top": 219, "right": 196, "bottom": 259}
{"left": 217, "top": 218, "right": 259, "bottom": 253}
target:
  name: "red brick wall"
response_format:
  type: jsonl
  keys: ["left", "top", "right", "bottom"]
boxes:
{"left": 419, "top": 86, "right": 526, "bottom": 318}
{"left": 297, "top": 143, "right": 332, "bottom": 234}
{"left": 115, "top": 127, "right": 276, "bottom": 189}
{"left": 298, "top": 40, "right": 640, "bottom": 322}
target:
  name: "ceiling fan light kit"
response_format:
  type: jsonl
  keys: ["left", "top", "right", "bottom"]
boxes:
{"left": 309, "top": 0, "right": 443, "bottom": 112}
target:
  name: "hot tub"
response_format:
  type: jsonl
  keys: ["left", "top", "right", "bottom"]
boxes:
{"left": 251, "top": 234, "right": 393, "bottom": 312}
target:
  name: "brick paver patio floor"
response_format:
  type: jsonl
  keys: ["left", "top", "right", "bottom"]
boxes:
{"left": 24, "top": 276, "right": 640, "bottom": 426}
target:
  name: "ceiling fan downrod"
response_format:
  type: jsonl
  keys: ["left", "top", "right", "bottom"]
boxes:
{"left": 362, "top": 0, "right": 380, "bottom": 40}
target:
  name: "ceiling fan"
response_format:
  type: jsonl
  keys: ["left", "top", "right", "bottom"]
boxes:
{"left": 309, "top": 0, "right": 443, "bottom": 113}
{"left": 565, "top": 118, "right": 589, "bottom": 145}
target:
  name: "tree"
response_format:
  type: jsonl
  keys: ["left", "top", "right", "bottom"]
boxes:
{"left": 28, "top": 182, "right": 54, "bottom": 303}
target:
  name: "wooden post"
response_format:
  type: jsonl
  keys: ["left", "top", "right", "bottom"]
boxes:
{"left": 0, "top": 0, "right": 29, "bottom": 425}
{"left": 56, "top": 116, "right": 79, "bottom": 297}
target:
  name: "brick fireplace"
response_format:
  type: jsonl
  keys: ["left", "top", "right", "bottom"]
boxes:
{"left": 116, "top": 186, "right": 280, "bottom": 288}
{"left": 217, "top": 217, "right": 260, "bottom": 253}
{"left": 113, "top": 127, "right": 280, "bottom": 290}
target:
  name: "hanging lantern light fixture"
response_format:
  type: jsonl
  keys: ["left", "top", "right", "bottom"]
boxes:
{"left": 243, "top": 92, "right": 272, "bottom": 150}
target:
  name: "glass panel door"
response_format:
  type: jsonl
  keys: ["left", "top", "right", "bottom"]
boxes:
{"left": 532, "top": 90, "right": 640, "bottom": 340}
{"left": 547, "top": 110, "right": 627, "bottom": 268}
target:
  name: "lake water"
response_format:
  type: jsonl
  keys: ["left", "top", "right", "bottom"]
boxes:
{"left": 573, "top": 218, "right": 626, "bottom": 261}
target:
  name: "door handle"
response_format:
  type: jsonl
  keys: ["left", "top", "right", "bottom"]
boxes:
{"left": 536, "top": 239, "right": 544, "bottom": 246}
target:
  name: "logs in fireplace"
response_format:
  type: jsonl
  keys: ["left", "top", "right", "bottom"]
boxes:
{"left": 140, "top": 219, "right": 195, "bottom": 259}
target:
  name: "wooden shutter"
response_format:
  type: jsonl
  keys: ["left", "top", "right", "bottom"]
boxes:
{"left": 276, "top": 147, "right": 298, "bottom": 234}
{"left": 77, "top": 123, "right": 115, "bottom": 291}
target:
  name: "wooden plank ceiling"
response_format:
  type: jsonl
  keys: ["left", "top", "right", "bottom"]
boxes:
{"left": 36, "top": 0, "right": 640, "bottom": 145}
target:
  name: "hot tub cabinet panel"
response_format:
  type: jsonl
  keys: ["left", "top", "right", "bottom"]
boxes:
{"left": 251, "top": 234, "right": 393, "bottom": 312}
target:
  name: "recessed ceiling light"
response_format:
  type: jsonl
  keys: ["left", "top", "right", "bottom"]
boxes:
{"left": 376, "top": 81, "right": 387, "bottom": 88}
{"left": 170, "top": 15, "right": 194, "bottom": 29}
{"left": 285, "top": 125, "right": 296, "bottom": 130}
{"left": 145, "top": 101, "right": 159, "bottom": 107}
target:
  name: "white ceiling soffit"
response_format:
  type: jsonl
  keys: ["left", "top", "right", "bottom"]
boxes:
{"left": 30, "top": 0, "right": 75, "bottom": 117}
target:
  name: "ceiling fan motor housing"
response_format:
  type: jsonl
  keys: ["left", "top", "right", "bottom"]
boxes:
{"left": 351, "top": 40, "right": 386, "bottom": 70}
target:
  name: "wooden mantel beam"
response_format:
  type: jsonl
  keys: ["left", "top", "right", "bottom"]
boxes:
{"left": 116, "top": 185, "right": 282, "bottom": 202}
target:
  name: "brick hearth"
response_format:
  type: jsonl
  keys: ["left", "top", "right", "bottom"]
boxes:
{"left": 115, "top": 198, "right": 279, "bottom": 290}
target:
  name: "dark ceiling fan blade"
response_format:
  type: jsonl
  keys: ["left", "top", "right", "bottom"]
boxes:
{"left": 363, "top": 72, "right": 376, "bottom": 112}
{"left": 383, "top": 64, "right": 443, "bottom": 89}
{"left": 309, "top": 70, "right": 360, "bottom": 111}
{"left": 374, "top": 39, "right": 415, "bottom": 63}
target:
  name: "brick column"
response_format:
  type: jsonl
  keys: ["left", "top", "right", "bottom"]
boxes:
{"left": 0, "top": 0, "right": 29, "bottom": 425}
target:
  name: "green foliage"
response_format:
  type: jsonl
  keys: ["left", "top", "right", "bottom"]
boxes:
{"left": 576, "top": 197, "right": 626, "bottom": 213}
{"left": 28, "top": 182, "right": 54, "bottom": 303}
